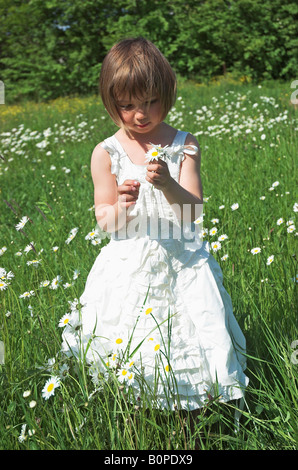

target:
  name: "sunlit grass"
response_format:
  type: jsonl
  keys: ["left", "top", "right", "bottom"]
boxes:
{"left": 0, "top": 79, "right": 297, "bottom": 450}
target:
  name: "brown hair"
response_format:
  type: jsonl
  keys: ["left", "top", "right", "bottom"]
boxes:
{"left": 99, "top": 37, "right": 177, "bottom": 126}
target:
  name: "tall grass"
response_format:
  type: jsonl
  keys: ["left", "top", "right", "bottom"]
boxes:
{"left": 0, "top": 79, "right": 297, "bottom": 449}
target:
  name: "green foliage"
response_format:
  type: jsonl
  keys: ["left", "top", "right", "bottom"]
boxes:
{"left": 0, "top": 0, "right": 297, "bottom": 103}
{"left": 0, "top": 81, "right": 297, "bottom": 449}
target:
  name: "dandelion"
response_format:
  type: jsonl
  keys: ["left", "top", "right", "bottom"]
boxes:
{"left": 251, "top": 247, "right": 261, "bottom": 255}
{"left": 211, "top": 241, "right": 222, "bottom": 252}
{"left": 266, "top": 255, "right": 274, "bottom": 265}
{"left": 15, "top": 216, "right": 29, "bottom": 231}
{"left": 42, "top": 376, "right": 60, "bottom": 400}
{"left": 231, "top": 203, "right": 239, "bottom": 211}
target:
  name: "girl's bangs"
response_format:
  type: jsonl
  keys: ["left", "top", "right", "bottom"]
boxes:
{"left": 112, "top": 62, "right": 156, "bottom": 102}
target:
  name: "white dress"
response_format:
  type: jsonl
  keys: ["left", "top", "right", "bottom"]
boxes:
{"left": 62, "top": 130, "right": 249, "bottom": 410}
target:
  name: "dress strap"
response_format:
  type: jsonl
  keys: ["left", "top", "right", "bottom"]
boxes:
{"left": 172, "top": 130, "right": 189, "bottom": 146}
{"left": 100, "top": 136, "right": 124, "bottom": 178}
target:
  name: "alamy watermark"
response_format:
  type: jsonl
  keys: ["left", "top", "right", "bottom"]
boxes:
{"left": 291, "top": 340, "right": 298, "bottom": 365}
{"left": 0, "top": 81, "right": 4, "bottom": 104}
{"left": 290, "top": 80, "right": 298, "bottom": 105}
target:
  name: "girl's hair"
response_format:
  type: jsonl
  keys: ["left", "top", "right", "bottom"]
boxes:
{"left": 99, "top": 37, "right": 177, "bottom": 126}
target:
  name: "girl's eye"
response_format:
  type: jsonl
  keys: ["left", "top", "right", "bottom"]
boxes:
{"left": 119, "top": 104, "right": 133, "bottom": 110}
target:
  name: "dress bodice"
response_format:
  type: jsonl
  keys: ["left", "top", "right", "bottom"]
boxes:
{"left": 100, "top": 130, "right": 203, "bottom": 249}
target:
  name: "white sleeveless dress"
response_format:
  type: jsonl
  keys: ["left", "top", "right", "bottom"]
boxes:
{"left": 61, "top": 130, "right": 249, "bottom": 410}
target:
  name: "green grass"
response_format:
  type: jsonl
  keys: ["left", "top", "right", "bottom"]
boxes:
{"left": 0, "top": 79, "right": 297, "bottom": 450}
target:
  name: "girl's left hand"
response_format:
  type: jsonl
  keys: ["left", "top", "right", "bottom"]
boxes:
{"left": 146, "top": 159, "right": 173, "bottom": 190}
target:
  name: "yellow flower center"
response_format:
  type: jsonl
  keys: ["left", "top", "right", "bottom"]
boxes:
{"left": 116, "top": 338, "right": 123, "bottom": 344}
{"left": 154, "top": 344, "right": 160, "bottom": 352}
{"left": 145, "top": 308, "right": 152, "bottom": 315}
{"left": 121, "top": 370, "right": 127, "bottom": 376}
{"left": 47, "top": 383, "right": 54, "bottom": 393}
{"left": 63, "top": 318, "right": 69, "bottom": 325}
{"left": 152, "top": 151, "right": 158, "bottom": 157}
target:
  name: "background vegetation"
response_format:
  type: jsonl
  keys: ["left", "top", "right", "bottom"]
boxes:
{"left": 0, "top": 79, "right": 297, "bottom": 449}
{"left": 0, "top": 0, "right": 298, "bottom": 103}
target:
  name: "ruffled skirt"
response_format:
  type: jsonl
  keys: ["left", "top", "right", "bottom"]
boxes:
{"left": 61, "top": 237, "right": 248, "bottom": 410}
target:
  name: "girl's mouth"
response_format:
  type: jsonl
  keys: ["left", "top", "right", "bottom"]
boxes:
{"left": 136, "top": 123, "right": 149, "bottom": 128}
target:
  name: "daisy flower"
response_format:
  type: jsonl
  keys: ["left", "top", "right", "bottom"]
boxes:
{"left": 65, "top": 227, "right": 79, "bottom": 244}
{"left": 218, "top": 234, "right": 228, "bottom": 241}
{"left": 277, "top": 218, "right": 284, "bottom": 225}
{"left": 211, "top": 241, "right": 222, "bottom": 252}
{"left": 26, "top": 259, "right": 41, "bottom": 267}
{"left": 231, "top": 203, "right": 239, "bottom": 211}
{"left": 293, "top": 203, "right": 298, "bottom": 213}
{"left": 58, "top": 313, "right": 72, "bottom": 327}
{"left": 251, "top": 247, "right": 261, "bottom": 255}
{"left": 50, "top": 275, "right": 62, "bottom": 289}
{"left": 266, "top": 255, "right": 274, "bottom": 265}
{"left": 221, "top": 254, "right": 229, "bottom": 261}
{"left": 0, "top": 246, "right": 7, "bottom": 256}
{"left": 211, "top": 218, "right": 219, "bottom": 224}
{"left": 117, "top": 367, "right": 129, "bottom": 384}
{"left": 15, "top": 216, "right": 29, "bottom": 231}
{"left": 19, "top": 290, "right": 35, "bottom": 299}
{"left": 42, "top": 376, "right": 60, "bottom": 400}
{"left": 40, "top": 280, "right": 50, "bottom": 287}
{"left": 287, "top": 225, "right": 296, "bottom": 233}
{"left": 0, "top": 280, "right": 8, "bottom": 291}
{"left": 145, "top": 144, "right": 169, "bottom": 162}
{"left": 209, "top": 227, "right": 218, "bottom": 236}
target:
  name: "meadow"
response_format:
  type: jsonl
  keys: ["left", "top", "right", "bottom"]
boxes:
{"left": 0, "top": 78, "right": 297, "bottom": 450}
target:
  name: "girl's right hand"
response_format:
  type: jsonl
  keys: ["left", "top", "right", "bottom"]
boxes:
{"left": 117, "top": 180, "right": 140, "bottom": 209}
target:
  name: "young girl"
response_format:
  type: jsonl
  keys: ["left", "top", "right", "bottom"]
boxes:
{"left": 62, "top": 37, "right": 248, "bottom": 411}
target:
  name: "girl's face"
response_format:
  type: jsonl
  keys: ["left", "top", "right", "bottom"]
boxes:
{"left": 116, "top": 94, "right": 163, "bottom": 134}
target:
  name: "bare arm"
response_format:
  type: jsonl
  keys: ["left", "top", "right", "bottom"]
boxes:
{"left": 91, "top": 144, "right": 139, "bottom": 233}
{"left": 146, "top": 134, "right": 203, "bottom": 222}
